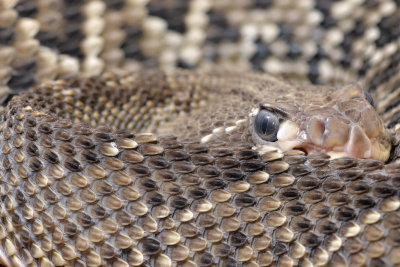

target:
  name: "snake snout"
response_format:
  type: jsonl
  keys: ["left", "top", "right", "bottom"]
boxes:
{"left": 304, "top": 117, "right": 390, "bottom": 161}
{"left": 271, "top": 114, "right": 391, "bottom": 162}
{"left": 300, "top": 97, "right": 391, "bottom": 161}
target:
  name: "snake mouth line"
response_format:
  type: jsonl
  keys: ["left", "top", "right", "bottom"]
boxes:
{"left": 277, "top": 122, "right": 390, "bottom": 161}
{"left": 254, "top": 119, "right": 391, "bottom": 162}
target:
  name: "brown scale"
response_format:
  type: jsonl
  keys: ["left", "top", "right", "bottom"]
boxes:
{"left": 1, "top": 1, "right": 400, "bottom": 267}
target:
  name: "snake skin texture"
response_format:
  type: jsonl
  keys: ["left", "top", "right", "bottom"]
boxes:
{"left": 2, "top": 0, "right": 400, "bottom": 266}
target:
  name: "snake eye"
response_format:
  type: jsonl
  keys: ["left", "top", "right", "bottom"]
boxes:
{"left": 363, "top": 90, "right": 374, "bottom": 108}
{"left": 254, "top": 109, "right": 280, "bottom": 141}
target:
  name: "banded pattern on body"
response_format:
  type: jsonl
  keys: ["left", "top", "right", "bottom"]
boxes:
{"left": 1, "top": 1, "right": 400, "bottom": 267}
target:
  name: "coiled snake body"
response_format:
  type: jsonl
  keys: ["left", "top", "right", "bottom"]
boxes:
{"left": 1, "top": 1, "right": 400, "bottom": 266}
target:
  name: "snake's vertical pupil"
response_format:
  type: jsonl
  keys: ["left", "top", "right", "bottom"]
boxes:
{"left": 254, "top": 109, "right": 280, "bottom": 141}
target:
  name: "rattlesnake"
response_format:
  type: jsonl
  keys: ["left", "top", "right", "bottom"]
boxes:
{"left": 1, "top": 0, "right": 400, "bottom": 266}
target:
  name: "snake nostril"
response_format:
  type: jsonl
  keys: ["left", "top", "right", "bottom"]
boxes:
{"left": 363, "top": 90, "right": 375, "bottom": 108}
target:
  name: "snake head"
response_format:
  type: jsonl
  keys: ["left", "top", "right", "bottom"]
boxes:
{"left": 251, "top": 83, "right": 392, "bottom": 161}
